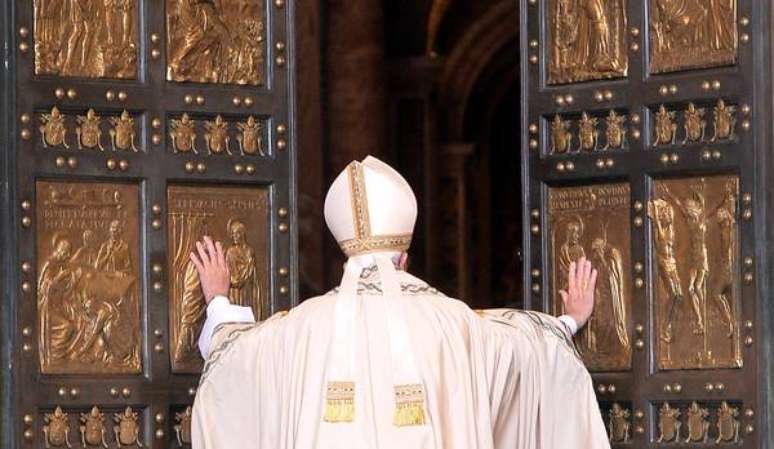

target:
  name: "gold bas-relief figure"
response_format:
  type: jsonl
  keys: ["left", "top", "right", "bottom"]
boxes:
{"left": 548, "top": 0, "right": 628, "bottom": 84}
{"left": 653, "top": 105, "right": 677, "bottom": 146}
{"left": 37, "top": 181, "right": 141, "bottom": 375}
{"left": 204, "top": 115, "right": 233, "bottom": 155}
{"left": 226, "top": 219, "right": 260, "bottom": 309}
{"left": 109, "top": 110, "right": 139, "bottom": 152}
{"left": 113, "top": 407, "right": 142, "bottom": 448}
{"left": 716, "top": 401, "right": 740, "bottom": 443}
{"left": 166, "top": 0, "right": 266, "bottom": 85}
{"left": 41, "top": 106, "right": 70, "bottom": 149}
{"left": 174, "top": 406, "right": 193, "bottom": 446}
{"left": 549, "top": 183, "right": 632, "bottom": 371}
{"left": 33, "top": 0, "right": 138, "bottom": 78}
{"left": 650, "top": 0, "right": 737, "bottom": 74}
{"left": 607, "top": 403, "right": 630, "bottom": 443}
{"left": 171, "top": 113, "right": 198, "bottom": 154}
{"left": 236, "top": 116, "right": 265, "bottom": 156}
{"left": 44, "top": 406, "right": 73, "bottom": 448}
{"left": 76, "top": 109, "right": 105, "bottom": 151}
{"left": 550, "top": 114, "right": 573, "bottom": 154}
{"left": 577, "top": 112, "right": 599, "bottom": 151}
{"left": 685, "top": 401, "right": 709, "bottom": 443}
{"left": 168, "top": 185, "right": 269, "bottom": 372}
{"left": 80, "top": 406, "right": 109, "bottom": 448}
{"left": 682, "top": 103, "right": 706, "bottom": 144}
{"left": 649, "top": 176, "right": 742, "bottom": 370}
{"left": 657, "top": 402, "right": 681, "bottom": 443}
{"left": 603, "top": 110, "right": 626, "bottom": 150}
{"left": 712, "top": 99, "right": 737, "bottom": 142}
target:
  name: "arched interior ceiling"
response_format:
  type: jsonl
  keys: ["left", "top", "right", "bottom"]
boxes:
{"left": 436, "top": 0, "right": 518, "bottom": 141}
{"left": 383, "top": 0, "right": 515, "bottom": 59}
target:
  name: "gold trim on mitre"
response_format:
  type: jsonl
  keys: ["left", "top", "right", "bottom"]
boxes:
{"left": 338, "top": 161, "right": 412, "bottom": 257}
{"left": 339, "top": 234, "right": 413, "bottom": 257}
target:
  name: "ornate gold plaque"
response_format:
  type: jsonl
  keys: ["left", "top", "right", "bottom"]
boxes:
{"left": 716, "top": 401, "right": 740, "bottom": 443}
{"left": 36, "top": 181, "right": 141, "bottom": 375}
{"left": 649, "top": 0, "right": 737, "bottom": 73}
{"left": 166, "top": 0, "right": 266, "bottom": 85}
{"left": 550, "top": 114, "right": 573, "bottom": 154}
{"left": 608, "top": 403, "right": 631, "bottom": 443}
{"left": 685, "top": 401, "right": 709, "bottom": 443}
{"left": 168, "top": 185, "right": 269, "bottom": 372}
{"left": 33, "top": 0, "right": 138, "bottom": 78}
{"left": 547, "top": 0, "right": 628, "bottom": 85}
{"left": 549, "top": 183, "right": 632, "bottom": 371}
{"left": 649, "top": 176, "right": 742, "bottom": 370}
{"left": 657, "top": 402, "right": 681, "bottom": 443}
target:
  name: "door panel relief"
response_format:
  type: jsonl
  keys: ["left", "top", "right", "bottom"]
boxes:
{"left": 36, "top": 180, "right": 142, "bottom": 375}
{"left": 549, "top": 183, "right": 632, "bottom": 371}
{"left": 166, "top": 0, "right": 266, "bottom": 85}
{"left": 547, "top": 0, "right": 629, "bottom": 85}
{"left": 167, "top": 185, "right": 269, "bottom": 373}
{"left": 649, "top": 175, "right": 741, "bottom": 370}
{"left": 33, "top": 0, "right": 139, "bottom": 78}
{"left": 649, "top": 0, "right": 738, "bottom": 74}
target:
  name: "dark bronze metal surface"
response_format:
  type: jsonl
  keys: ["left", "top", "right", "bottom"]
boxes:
{"left": 7, "top": 0, "right": 297, "bottom": 445}
{"left": 524, "top": 0, "right": 764, "bottom": 446}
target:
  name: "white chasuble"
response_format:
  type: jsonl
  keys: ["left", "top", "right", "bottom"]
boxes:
{"left": 192, "top": 268, "right": 610, "bottom": 449}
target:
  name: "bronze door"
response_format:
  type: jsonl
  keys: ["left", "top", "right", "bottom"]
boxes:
{"left": 521, "top": 0, "right": 768, "bottom": 446}
{"left": 3, "top": 0, "right": 297, "bottom": 447}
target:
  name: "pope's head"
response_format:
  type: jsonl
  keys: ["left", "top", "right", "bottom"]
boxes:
{"left": 324, "top": 156, "right": 417, "bottom": 265}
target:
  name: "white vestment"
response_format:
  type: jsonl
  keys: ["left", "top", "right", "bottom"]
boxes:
{"left": 192, "top": 261, "right": 609, "bottom": 449}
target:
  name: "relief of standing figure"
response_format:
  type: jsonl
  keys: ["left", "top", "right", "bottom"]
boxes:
{"left": 662, "top": 182, "right": 709, "bottom": 336}
{"left": 709, "top": 181, "right": 737, "bottom": 337}
{"left": 225, "top": 220, "right": 261, "bottom": 317}
{"left": 648, "top": 198, "right": 684, "bottom": 343}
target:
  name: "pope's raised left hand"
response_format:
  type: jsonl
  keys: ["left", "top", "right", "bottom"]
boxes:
{"left": 559, "top": 257, "right": 597, "bottom": 329}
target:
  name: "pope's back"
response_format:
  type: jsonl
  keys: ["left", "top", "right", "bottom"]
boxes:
{"left": 191, "top": 156, "right": 610, "bottom": 449}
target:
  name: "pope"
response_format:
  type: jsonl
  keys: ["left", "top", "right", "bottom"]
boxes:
{"left": 190, "top": 156, "right": 609, "bottom": 449}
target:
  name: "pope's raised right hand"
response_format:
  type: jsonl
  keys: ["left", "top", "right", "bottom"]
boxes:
{"left": 190, "top": 235, "right": 230, "bottom": 305}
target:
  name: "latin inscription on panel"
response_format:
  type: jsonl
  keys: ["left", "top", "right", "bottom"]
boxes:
{"left": 547, "top": 0, "right": 628, "bottom": 85}
{"left": 649, "top": 0, "right": 737, "bottom": 74}
{"left": 166, "top": 0, "right": 266, "bottom": 85}
{"left": 549, "top": 183, "right": 632, "bottom": 371}
{"left": 33, "top": 0, "right": 139, "bottom": 78}
{"left": 168, "top": 185, "right": 269, "bottom": 373}
{"left": 36, "top": 181, "right": 141, "bottom": 375}
{"left": 649, "top": 176, "right": 741, "bottom": 370}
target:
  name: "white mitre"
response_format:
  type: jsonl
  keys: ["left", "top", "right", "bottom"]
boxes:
{"left": 324, "top": 155, "right": 417, "bottom": 258}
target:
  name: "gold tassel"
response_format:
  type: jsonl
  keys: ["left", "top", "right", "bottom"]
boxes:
{"left": 323, "top": 381, "right": 355, "bottom": 423}
{"left": 393, "top": 384, "right": 426, "bottom": 427}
